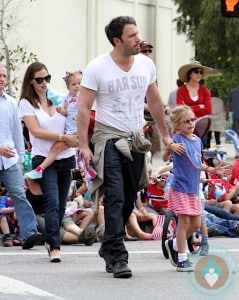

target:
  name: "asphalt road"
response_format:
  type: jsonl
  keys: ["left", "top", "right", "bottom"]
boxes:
{"left": 1, "top": 140, "right": 238, "bottom": 300}
{"left": 1, "top": 237, "right": 239, "bottom": 300}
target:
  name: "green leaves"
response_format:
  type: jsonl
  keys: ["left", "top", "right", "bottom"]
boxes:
{"left": 173, "top": 0, "right": 239, "bottom": 95}
{"left": 0, "top": 0, "right": 38, "bottom": 97}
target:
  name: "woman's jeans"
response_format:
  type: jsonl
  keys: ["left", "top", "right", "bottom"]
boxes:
{"left": 33, "top": 155, "right": 75, "bottom": 250}
{"left": 102, "top": 139, "right": 144, "bottom": 264}
{"left": 0, "top": 162, "right": 38, "bottom": 243}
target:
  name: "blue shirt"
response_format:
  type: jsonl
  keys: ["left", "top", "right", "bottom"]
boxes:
{"left": 0, "top": 91, "right": 25, "bottom": 169}
{"left": 227, "top": 87, "right": 239, "bottom": 119}
{"left": 63, "top": 92, "right": 78, "bottom": 134}
{"left": 171, "top": 134, "right": 203, "bottom": 195}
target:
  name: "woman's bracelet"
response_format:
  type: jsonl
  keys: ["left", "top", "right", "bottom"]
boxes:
{"left": 59, "top": 134, "right": 63, "bottom": 141}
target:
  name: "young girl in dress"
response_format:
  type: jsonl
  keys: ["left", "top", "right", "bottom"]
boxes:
{"left": 25, "top": 70, "right": 83, "bottom": 179}
{"left": 165, "top": 105, "right": 226, "bottom": 272}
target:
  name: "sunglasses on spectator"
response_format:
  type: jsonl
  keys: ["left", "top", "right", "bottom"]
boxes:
{"left": 33, "top": 75, "right": 51, "bottom": 84}
{"left": 156, "top": 175, "right": 168, "bottom": 182}
{"left": 192, "top": 69, "right": 203, "bottom": 75}
{"left": 180, "top": 117, "right": 197, "bottom": 124}
{"left": 141, "top": 49, "right": 153, "bottom": 54}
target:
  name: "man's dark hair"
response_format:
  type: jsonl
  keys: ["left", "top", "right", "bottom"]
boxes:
{"left": 176, "top": 79, "right": 184, "bottom": 87}
{"left": 105, "top": 16, "right": 136, "bottom": 46}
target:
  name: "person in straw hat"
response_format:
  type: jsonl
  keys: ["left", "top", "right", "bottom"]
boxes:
{"left": 176, "top": 61, "right": 213, "bottom": 119}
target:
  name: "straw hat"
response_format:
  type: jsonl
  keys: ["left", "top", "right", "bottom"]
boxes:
{"left": 178, "top": 61, "right": 212, "bottom": 82}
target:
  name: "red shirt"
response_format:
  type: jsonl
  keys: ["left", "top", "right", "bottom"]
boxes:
{"left": 230, "top": 158, "right": 239, "bottom": 185}
{"left": 176, "top": 85, "right": 212, "bottom": 118}
{"left": 147, "top": 184, "right": 168, "bottom": 209}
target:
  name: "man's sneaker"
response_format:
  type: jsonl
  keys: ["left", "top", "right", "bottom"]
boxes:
{"left": 22, "top": 232, "right": 42, "bottom": 249}
{"left": 207, "top": 227, "right": 219, "bottom": 237}
{"left": 176, "top": 259, "right": 194, "bottom": 272}
{"left": 235, "top": 222, "right": 239, "bottom": 234}
{"left": 24, "top": 169, "right": 43, "bottom": 180}
{"left": 199, "top": 243, "right": 209, "bottom": 256}
{"left": 98, "top": 246, "right": 113, "bottom": 273}
{"left": 113, "top": 261, "right": 132, "bottom": 278}
{"left": 165, "top": 239, "right": 178, "bottom": 267}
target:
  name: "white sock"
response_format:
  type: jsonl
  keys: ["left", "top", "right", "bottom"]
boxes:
{"left": 178, "top": 252, "right": 187, "bottom": 263}
{"left": 173, "top": 238, "right": 178, "bottom": 251}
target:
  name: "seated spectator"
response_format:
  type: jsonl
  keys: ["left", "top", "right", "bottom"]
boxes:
{"left": 0, "top": 193, "right": 21, "bottom": 247}
{"left": 25, "top": 179, "right": 96, "bottom": 245}
{"left": 125, "top": 191, "right": 165, "bottom": 241}
{"left": 229, "top": 157, "right": 239, "bottom": 202}
{"left": 145, "top": 173, "right": 169, "bottom": 214}
{"left": 205, "top": 203, "right": 239, "bottom": 220}
{"left": 75, "top": 182, "right": 105, "bottom": 242}
{"left": 205, "top": 210, "right": 239, "bottom": 237}
{"left": 205, "top": 177, "right": 239, "bottom": 214}
{"left": 62, "top": 196, "right": 96, "bottom": 246}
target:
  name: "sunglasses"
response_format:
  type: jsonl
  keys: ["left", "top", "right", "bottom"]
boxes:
{"left": 156, "top": 175, "right": 168, "bottom": 182}
{"left": 192, "top": 69, "right": 203, "bottom": 75}
{"left": 33, "top": 75, "right": 51, "bottom": 84}
{"left": 141, "top": 49, "right": 152, "bottom": 54}
{"left": 180, "top": 117, "right": 197, "bottom": 124}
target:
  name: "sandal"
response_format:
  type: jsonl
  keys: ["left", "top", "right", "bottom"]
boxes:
{"left": 3, "top": 235, "right": 13, "bottom": 247}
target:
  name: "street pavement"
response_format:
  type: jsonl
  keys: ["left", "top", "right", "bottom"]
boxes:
{"left": 1, "top": 138, "right": 238, "bottom": 300}
{"left": 1, "top": 238, "right": 239, "bottom": 300}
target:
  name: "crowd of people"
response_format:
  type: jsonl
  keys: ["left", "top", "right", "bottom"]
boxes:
{"left": 1, "top": 15, "right": 239, "bottom": 279}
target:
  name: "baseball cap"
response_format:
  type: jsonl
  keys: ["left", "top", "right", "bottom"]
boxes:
{"left": 140, "top": 41, "right": 153, "bottom": 49}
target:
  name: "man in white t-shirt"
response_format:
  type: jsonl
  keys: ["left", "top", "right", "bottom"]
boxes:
{"left": 77, "top": 16, "right": 172, "bottom": 279}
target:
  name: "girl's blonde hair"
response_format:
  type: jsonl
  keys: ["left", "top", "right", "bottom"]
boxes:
{"left": 170, "top": 105, "right": 193, "bottom": 132}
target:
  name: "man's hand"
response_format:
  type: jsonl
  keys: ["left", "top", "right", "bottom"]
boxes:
{"left": 0, "top": 145, "right": 16, "bottom": 158}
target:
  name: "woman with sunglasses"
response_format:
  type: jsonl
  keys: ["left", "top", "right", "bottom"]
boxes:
{"left": 176, "top": 61, "right": 213, "bottom": 119}
{"left": 24, "top": 70, "right": 83, "bottom": 180}
{"left": 18, "top": 62, "right": 79, "bottom": 263}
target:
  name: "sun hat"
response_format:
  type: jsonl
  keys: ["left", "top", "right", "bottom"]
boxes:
{"left": 140, "top": 41, "right": 153, "bottom": 49}
{"left": 178, "top": 61, "right": 212, "bottom": 82}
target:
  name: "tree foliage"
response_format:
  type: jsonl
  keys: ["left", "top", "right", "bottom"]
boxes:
{"left": 173, "top": 0, "right": 239, "bottom": 95}
{"left": 0, "top": 0, "right": 37, "bottom": 96}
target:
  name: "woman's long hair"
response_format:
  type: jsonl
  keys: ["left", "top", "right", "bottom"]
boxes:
{"left": 20, "top": 62, "right": 49, "bottom": 108}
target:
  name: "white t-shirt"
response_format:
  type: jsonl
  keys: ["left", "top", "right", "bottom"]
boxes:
{"left": 18, "top": 99, "right": 74, "bottom": 159}
{"left": 81, "top": 53, "right": 156, "bottom": 132}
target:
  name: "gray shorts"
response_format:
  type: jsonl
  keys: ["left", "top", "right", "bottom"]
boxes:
{"left": 36, "top": 214, "right": 66, "bottom": 243}
{"left": 62, "top": 215, "right": 75, "bottom": 230}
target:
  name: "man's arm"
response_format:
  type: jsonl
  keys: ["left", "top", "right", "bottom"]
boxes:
{"left": 77, "top": 86, "right": 96, "bottom": 164}
{"left": 146, "top": 82, "right": 172, "bottom": 146}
